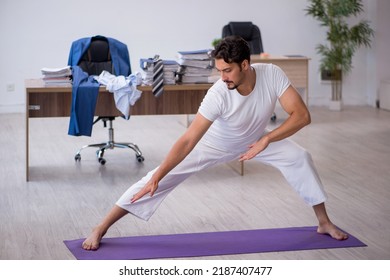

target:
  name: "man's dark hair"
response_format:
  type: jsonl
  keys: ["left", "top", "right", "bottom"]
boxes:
{"left": 211, "top": 36, "right": 251, "bottom": 64}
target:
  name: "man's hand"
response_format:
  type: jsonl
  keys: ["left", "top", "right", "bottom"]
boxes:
{"left": 131, "top": 179, "right": 159, "bottom": 203}
{"left": 239, "top": 137, "right": 269, "bottom": 161}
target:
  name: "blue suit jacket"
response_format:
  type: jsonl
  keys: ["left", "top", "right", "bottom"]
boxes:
{"left": 67, "top": 36, "right": 131, "bottom": 136}
{"left": 68, "top": 36, "right": 131, "bottom": 76}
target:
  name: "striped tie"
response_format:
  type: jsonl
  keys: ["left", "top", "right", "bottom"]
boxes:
{"left": 152, "top": 57, "right": 164, "bottom": 97}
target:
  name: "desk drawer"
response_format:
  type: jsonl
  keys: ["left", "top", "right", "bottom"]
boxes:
{"left": 28, "top": 91, "right": 122, "bottom": 118}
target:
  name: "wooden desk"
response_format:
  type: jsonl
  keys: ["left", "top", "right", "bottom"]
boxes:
{"left": 26, "top": 79, "right": 210, "bottom": 117}
{"left": 251, "top": 55, "right": 310, "bottom": 104}
{"left": 25, "top": 79, "right": 211, "bottom": 181}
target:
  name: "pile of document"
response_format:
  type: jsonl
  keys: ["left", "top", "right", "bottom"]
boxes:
{"left": 139, "top": 58, "right": 178, "bottom": 85}
{"left": 176, "top": 49, "right": 218, "bottom": 84}
{"left": 41, "top": 66, "right": 72, "bottom": 86}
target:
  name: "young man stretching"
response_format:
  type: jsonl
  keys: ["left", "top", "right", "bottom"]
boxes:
{"left": 82, "top": 36, "right": 348, "bottom": 250}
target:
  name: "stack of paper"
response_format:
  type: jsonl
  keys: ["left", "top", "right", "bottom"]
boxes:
{"left": 139, "top": 58, "right": 178, "bottom": 85}
{"left": 41, "top": 66, "right": 72, "bottom": 86}
{"left": 176, "top": 49, "right": 216, "bottom": 84}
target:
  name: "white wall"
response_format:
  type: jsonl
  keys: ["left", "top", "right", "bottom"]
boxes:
{"left": 375, "top": 0, "right": 390, "bottom": 106}
{"left": 0, "top": 0, "right": 383, "bottom": 113}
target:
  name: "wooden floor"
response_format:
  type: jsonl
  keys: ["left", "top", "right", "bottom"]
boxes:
{"left": 0, "top": 106, "right": 389, "bottom": 260}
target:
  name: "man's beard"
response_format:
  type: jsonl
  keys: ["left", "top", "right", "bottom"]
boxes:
{"left": 224, "top": 80, "right": 238, "bottom": 90}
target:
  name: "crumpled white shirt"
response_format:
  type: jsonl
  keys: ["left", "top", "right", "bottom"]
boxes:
{"left": 94, "top": 71, "right": 142, "bottom": 120}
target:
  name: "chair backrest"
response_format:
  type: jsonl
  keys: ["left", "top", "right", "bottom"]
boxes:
{"left": 222, "top": 21, "right": 264, "bottom": 54}
{"left": 78, "top": 37, "right": 114, "bottom": 75}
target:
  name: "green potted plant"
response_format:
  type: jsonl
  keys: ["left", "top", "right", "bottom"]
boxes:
{"left": 212, "top": 38, "right": 222, "bottom": 48}
{"left": 306, "top": 0, "right": 374, "bottom": 110}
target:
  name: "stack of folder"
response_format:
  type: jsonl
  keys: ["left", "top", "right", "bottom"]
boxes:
{"left": 139, "top": 58, "right": 178, "bottom": 85}
{"left": 41, "top": 66, "right": 72, "bottom": 86}
{"left": 176, "top": 49, "right": 218, "bottom": 84}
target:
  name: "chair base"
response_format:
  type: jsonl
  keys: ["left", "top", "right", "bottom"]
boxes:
{"left": 74, "top": 117, "right": 144, "bottom": 165}
{"left": 74, "top": 141, "right": 144, "bottom": 165}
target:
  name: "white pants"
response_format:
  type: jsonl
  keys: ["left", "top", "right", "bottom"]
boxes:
{"left": 116, "top": 138, "right": 327, "bottom": 221}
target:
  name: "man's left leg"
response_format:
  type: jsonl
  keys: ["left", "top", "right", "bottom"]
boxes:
{"left": 255, "top": 138, "right": 348, "bottom": 240}
{"left": 313, "top": 202, "right": 348, "bottom": 240}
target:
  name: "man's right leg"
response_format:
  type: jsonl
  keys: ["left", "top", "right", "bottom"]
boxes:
{"left": 82, "top": 205, "right": 128, "bottom": 250}
{"left": 82, "top": 142, "right": 236, "bottom": 250}
{"left": 81, "top": 164, "right": 190, "bottom": 251}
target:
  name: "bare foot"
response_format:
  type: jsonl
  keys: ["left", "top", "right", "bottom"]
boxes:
{"left": 82, "top": 226, "right": 106, "bottom": 250}
{"left": 317, "top": 222, "right": 348, "bottom": 240}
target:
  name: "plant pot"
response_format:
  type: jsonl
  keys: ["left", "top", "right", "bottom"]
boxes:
{"left": 330, "top": 71, "right": 342, "bottom": 100}
{"left": 329, "top": 73, "right": 342, "bottom": 111}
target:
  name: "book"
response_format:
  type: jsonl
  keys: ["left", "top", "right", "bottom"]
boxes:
{"left": 177, "top": 49, "right": 212, "bottom": 60}
{"left": 177, "top": 58, "right": 214, "bottom": 69}
{"left": 139, "top": 58, "right": 178, "bottom": 85}
{"left": 41, "top": 66, "right": 72, "bottom": 85}
{"left": 41, "top": 66, "right": 72, "bottom": 77}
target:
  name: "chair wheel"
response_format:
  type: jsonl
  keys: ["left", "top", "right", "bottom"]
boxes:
{"left": 98, "top": 158, "right": 106, "bottom": 165}
{"left": 136, "top": 155, "right": 144, "bottom": 163}
{"left": 75, "top": 154, "right": 81, "bottom": 161}
{"left": 97, "top": 149, "right": 105, "bottom": 158}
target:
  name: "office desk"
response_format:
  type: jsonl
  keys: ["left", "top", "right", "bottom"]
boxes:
{"left": 25, "top": 79, "right": 211, "bottom": 181}
{"left": 251, "top": 55, "right": 310, "bottom": 104}
{"left": 26, "top": 80, "right": 210, "bottom": 117}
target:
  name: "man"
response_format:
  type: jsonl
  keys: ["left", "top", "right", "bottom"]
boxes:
{"left": 82, "top": 36, "right": 348, "bottom": 251}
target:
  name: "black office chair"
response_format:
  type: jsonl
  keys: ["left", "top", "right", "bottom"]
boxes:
{"left": 222, "top": 22, "right": 276, "bottom": 122}
{"left": 222, "top": 21, "right": 264, "bottom": 54}
{"left": 74, "top": 36, "right": 144, "bottom": 165}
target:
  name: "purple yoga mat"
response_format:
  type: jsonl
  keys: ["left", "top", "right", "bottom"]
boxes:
{"left": 64, "top": 226, "right": 366, "bottom": 260}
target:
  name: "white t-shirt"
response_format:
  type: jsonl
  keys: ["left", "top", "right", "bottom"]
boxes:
{"left": 198, "top": 63, "right": 290, "bottom": 152}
